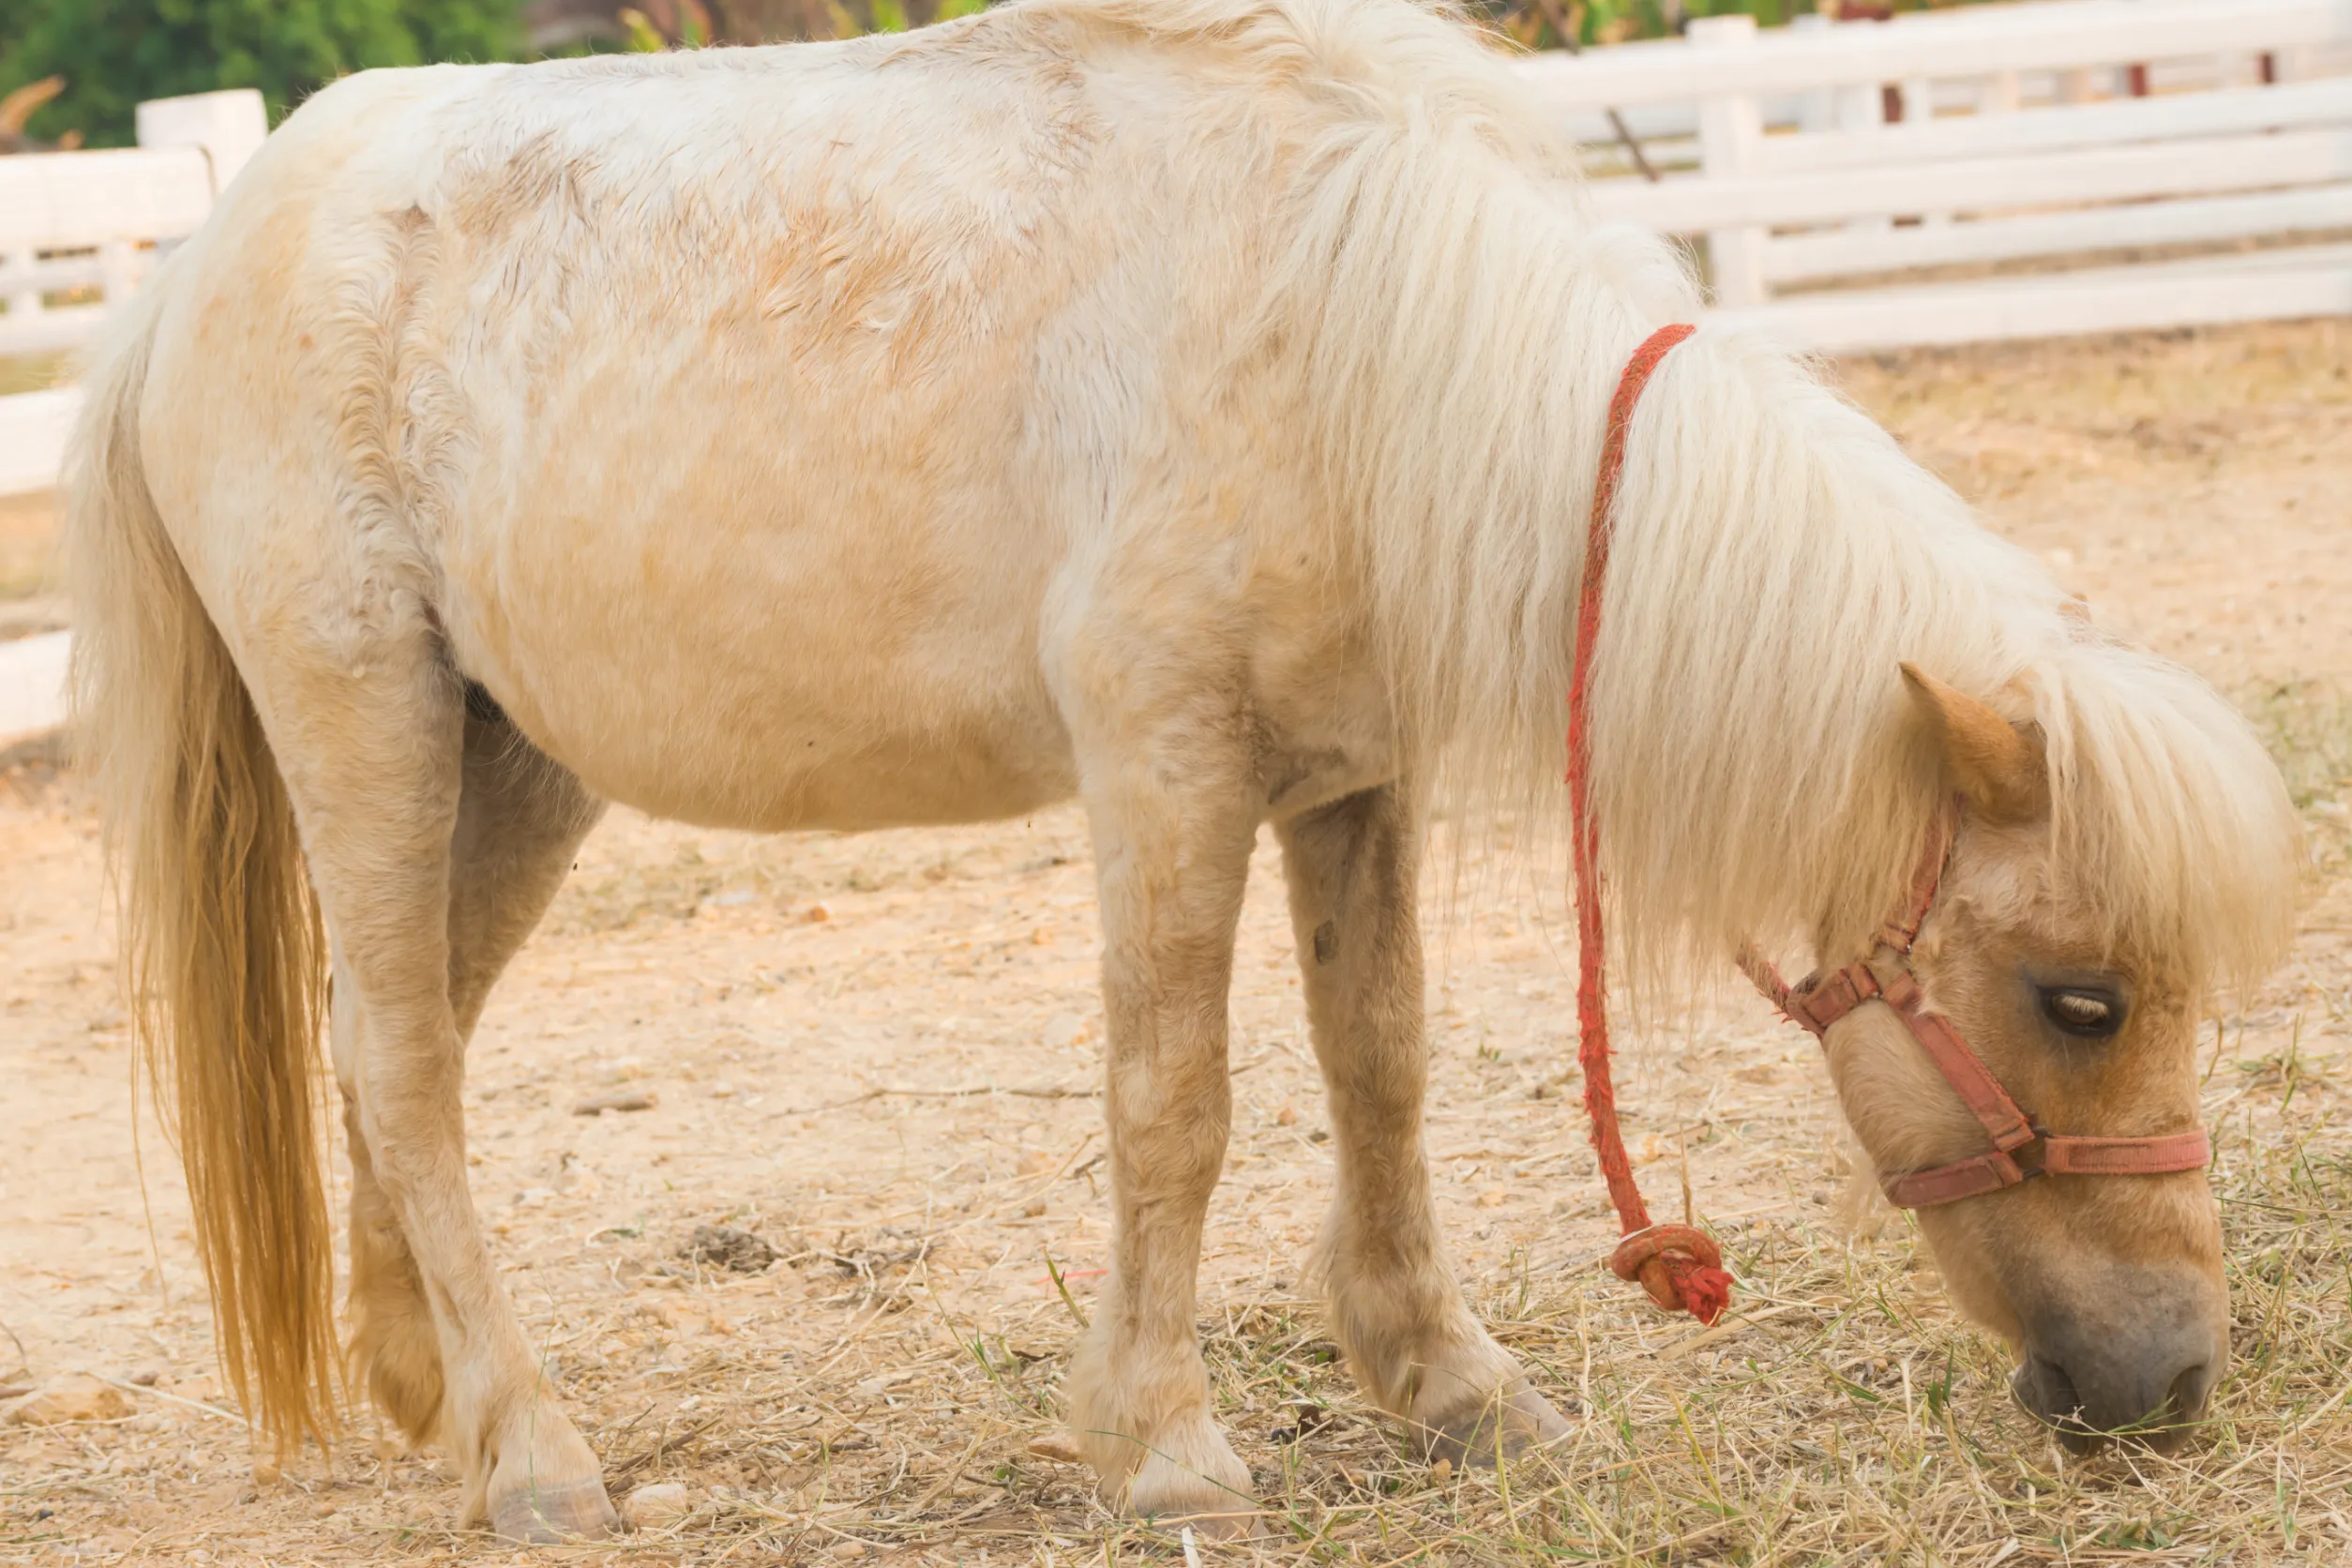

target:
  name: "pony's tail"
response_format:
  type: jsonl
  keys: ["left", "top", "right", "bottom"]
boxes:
{"left": 65, "top": 271, "right": 337, "bottom": 1460}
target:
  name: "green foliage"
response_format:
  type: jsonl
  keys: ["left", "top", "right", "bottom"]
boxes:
{"left": 1485, "top": 0, "right": 2002, "bottom": 48}
{"left": 0, "top": 0, "right": 2015, "bottom": 151}
{"left": 704, "top": 0, "right": 985, "bottom": 42}
{"left": 618, "top": 7, "right": 680, "bottom": 51}
{"left": 0, "top": 0, "right": 522, "bottom": 148}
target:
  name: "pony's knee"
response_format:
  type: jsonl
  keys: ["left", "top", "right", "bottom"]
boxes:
{"left": 1109, "top": 1102, "right": 1230, "bottom": 1203}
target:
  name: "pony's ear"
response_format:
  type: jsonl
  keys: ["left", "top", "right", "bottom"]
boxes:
{"left": 1900, "top": 663, "right": 2049, "bottom": 824}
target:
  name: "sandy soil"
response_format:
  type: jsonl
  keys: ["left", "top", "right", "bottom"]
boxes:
{"left": 1, "top": 320, "right": 2348, "bottom": 1564}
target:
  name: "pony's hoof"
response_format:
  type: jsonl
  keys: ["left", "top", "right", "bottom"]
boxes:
{"left": 490, "top": 1477, "right": 618, "bottom": 1543}
{"left": 1416, "top": 1381, "right": 1573, "bottom": 1469}
{"left": 1142, "top": 1496, "right": 1268, "bottom": 1542}
{"left": 1154, "top": 1505, "right": 1269, "bottom": 1541}
{"left": 1127, "top": 1446, "right": 1261, "bottom": 1539}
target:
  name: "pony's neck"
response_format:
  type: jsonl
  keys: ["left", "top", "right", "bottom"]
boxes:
{"left": 1305, "top": 182, "right": 2065, "bottom": 979}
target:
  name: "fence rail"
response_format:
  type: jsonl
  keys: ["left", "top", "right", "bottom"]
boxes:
{"left": 0, "top": 631, "right": 69, "bottom": 762}
{"left": 1756, "top": 73, "right": 2348, "bottom": 171}
{"left": 1517, "top": 0, "right": 2352, "bottom": 107}
{"left": 0, "top": 386, "right": 82, "bottom": 499}
{"left": 1717, "top": 240, "right": 2352, "bottom": 354}
{"left": 1589, "top": 127, "right": 2352, "bottom": 233}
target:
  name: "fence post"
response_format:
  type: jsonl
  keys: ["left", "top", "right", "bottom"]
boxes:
{"left": 1897, "top": 76, "right": 1952, "bottom": 233}
{"left": 1691, "top": 13, "right": 1765, "bottom": 309}
{"left": 2, "top": 248, "right": 38, "bottom": 335}
{"left": 97, "top": 238, "right": 141, "bottom": 313}
{"left": 1792, "top": 13, "right": 1834, "bottom": 133}
{"left": 135, "top": 89, "right": 268, "bottom": 194}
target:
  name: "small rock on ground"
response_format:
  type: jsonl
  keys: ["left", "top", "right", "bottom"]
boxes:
{"left": 684, "top": 1223, "right": 777, "bottom": 1273}
{"left": 6, "top": 1373, "right": 133, "bottom": 1425}
{"left": 572, "top": 1089, "right": 656, "bottom": 1116}
{"left": 624, "top": 1481, "right": 692, "bottom": 1528}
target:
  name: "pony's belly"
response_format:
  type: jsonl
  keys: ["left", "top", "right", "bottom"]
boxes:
{"left": 444, "top": 529, "right": 1078, "bottom": 833}
{"left": 485, "top": 647, "right": 1079, "bottom": 834}
{"left": 596, "top": 716, "right": 1078, "bottom": 834}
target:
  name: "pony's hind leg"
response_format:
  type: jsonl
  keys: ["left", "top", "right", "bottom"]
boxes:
{"left": 1276, "top": 785, "right": 1572, "bottom": 1465}
{"left": 444, "top": 695, "right": 607, "bottom": 1041}
{"left": 268, "top": 649, "right": 612, "bottom": 1542}
{"left": 338, "top": 702, "right": 605, "bottom": 1469}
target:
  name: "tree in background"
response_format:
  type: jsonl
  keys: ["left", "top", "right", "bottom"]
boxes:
{"left": 1489, "top": 0, "right": 1993, "bottom": 47}
{"left": 2, "top": 0, "right": 2005, "bottom": 149}
{"left": 0, "top": 0, "right": 522, "bottom": 148}
{"left": 716, "top": 0, "right": 987, "bottom": 41}
{"left": 590, "top": 0, "right": 986, "bottom": 47}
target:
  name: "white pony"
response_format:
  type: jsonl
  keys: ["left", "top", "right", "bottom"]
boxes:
{"left": 68, "top": 0, "right": 2298, "bottom": 1540}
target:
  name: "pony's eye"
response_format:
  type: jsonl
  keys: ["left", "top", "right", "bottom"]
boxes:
{"left": 2040, "top": 987, "right": 2124, "bottom": 1039}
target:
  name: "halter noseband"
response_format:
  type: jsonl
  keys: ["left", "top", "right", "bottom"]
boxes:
{"left": 1572, "top": 325, "right": 2211, "bottom": 1324}
{"left": 1736, "top": 800, "right": 2212, "bottom": 1209}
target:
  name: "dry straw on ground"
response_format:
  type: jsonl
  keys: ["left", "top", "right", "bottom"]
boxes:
{"left": 2, "top": 324, "right": 2349, "bottom": 1565}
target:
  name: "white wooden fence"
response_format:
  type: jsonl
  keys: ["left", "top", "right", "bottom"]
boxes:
{"left": 1, "top": 91, "right": 265, "bottom": 757}
{"left": 1519, "top": 0, "right": 2352, "bottom": 351}
{"left": 1, "top": 90, "right": 265, "bottom": 358}
{"left": 4, "top": 4, "right": 2351, "bottom": 504}
{"left": 0, "top": 89, "right": 265, "bottom": 505}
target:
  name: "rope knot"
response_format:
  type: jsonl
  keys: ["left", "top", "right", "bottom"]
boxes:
{"left": 1608, "top": 1224, "right": 1732, "bottom": 1325}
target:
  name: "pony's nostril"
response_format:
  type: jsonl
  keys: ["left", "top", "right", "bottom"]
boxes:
{"left": 2013, "top": 1355, "right": 2085, "bottom": 1424}
{"left": 2132, "top": 1362, "right": 2213, "bottom": 1454}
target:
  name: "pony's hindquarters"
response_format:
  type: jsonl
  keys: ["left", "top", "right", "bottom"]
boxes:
{"left": 64, "top": 272, "right": 337, "bottom": 1459}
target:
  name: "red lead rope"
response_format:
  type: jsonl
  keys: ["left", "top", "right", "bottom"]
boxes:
{"left": 1569, "top": 323, "right": 1733, "bottom": 1326}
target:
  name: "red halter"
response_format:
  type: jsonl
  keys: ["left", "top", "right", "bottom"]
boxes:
{"left": 1570, "top": 324, "right": 2211, "bottom": 1324}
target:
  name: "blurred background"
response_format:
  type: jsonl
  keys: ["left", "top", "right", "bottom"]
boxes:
{"left": 0, "top": 0, "right": 1999, "bottom": 151}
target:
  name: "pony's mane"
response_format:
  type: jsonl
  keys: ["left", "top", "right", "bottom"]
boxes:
{"left": 991, "top": 0, "right": 2299, "bottom": 993}
{"left": 1586, "top": 338, "right": 2300, "bottom": 994}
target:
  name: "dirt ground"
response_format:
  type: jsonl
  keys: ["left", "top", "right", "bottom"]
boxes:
{"left": 3, "top": 321, "right": 2350, "bottom": 1565}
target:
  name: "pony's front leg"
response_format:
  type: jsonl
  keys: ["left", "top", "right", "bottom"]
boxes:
{"left": 1063, "top": 755, "right": 1259, "bottom": 1533}
{"left": 1276, "top": 785, "right": 1572, "bottom": 1465}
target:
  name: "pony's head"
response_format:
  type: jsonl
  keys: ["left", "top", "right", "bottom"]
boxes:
{"left": 1821, "top": 656, "right": 2296, "bottom": 1449}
